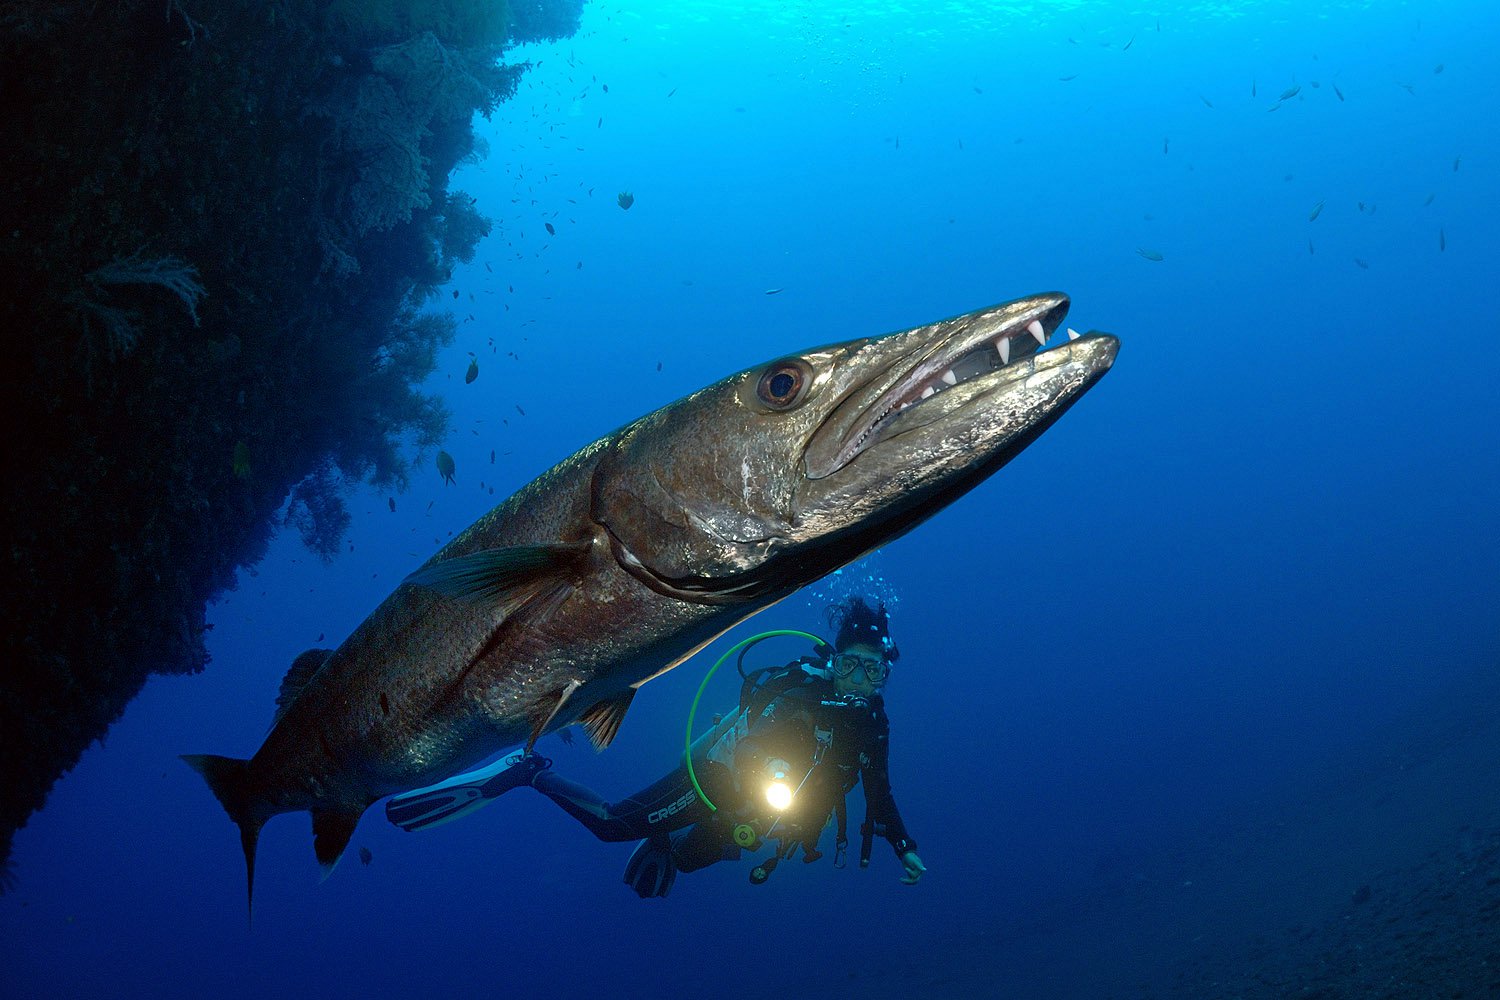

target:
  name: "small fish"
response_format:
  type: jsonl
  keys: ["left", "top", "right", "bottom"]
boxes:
{"left": 667, "top": 88, "right": 676, "bottom": 97}
{"left": 973, "top": 85, "right": 983, "bottom": 94}
{"left": 559, "top": 728, "right": 575, "bottom": 746}
{"left": 1434, "top": 63, "right": 1444, "bottom": 74}
{"left": 1308, "top": 200, "right": 1324, "bottom": 222}
{"left": 1439, "top": 228, "right": 1445, "bottom": 251}
{"left": 656, "top": 361, "right": 662, "bottom": 371}
{"left": 602, "top": 83, "right": 608, "bottom": 93}
{"left": 1423, "top": 193, "right": 1435, "bottom": 206}
{"left": 1058, "top": 74, "right": 1077, "bottom": 82}
{"left": 465, "top": 359, "right": 479, "bottom": 384}
{"left": 1123, "top": 34, "right": 1134, "bottom": 51}
{"left": 359, "top": 847, "right": 372, "bottom": 866}
{"left": 436, "top": 451, "right": 456, "bottom": 486}
{"left": 515, "top": 404, "right": 526, "bottom": 416}
{"left": 617, "top": 191, "right": 634, "bottom": 210}
{"left": 1278, "top": 84, "right": 1300, "bottom": 101}
{"left": 1308, "top": 239, "right": 1315, "bottom": 255}
{"left": 1398, "top": 82, "right": 1414, "bottom": 95}
{"left": 544, "top": 222, "right": 555, "bottom": 236}
{"left": 1163, "top": 137, "right": 1169, "bottom": 154}
{"left": 1199, "top": 94, "right": 1213, "bottom": 108}
{"left": 1310, "top": 80, "right": 1321, "bottom": 88}
{"left": 232, "top": 440, "right": 252, "bottom": 480}
{"left": 452, "top": 290, "right": 459, "bottom": 299}
{"left": 1453, "top": 156, "right": 1460, "bottom": 172}
{"left": 317, "top": 633, "right": 325, "bottom": 642}
{"left": 1252, "top": 79, "right": 1257, "bottom": 97}
{"left": 596, "top": 117, "right": 601, "bottom": 128}
{"left": 490, "top": 450, "right": 495, "bottom": 464}
{"left": 764, "top": 288, "right": 783, "bottom": 295}
{"left": 1333, "top": 83, "right": 1345, "bottom": 101}
{"left": 1354, "top": 258, "right": 1369, "bottom": 269}
{"left": 1136, "top": 248, "right": 1164, "bottom": 262}
{"left": 388, "top": 498, "right": 396, "bottom": 513}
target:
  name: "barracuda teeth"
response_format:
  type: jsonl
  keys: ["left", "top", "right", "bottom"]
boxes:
{"left": 921, "top": 385, "right": 935, "bottom": 399}
{"left": 940, "top": 369, "right": 957, "bottom": 386}
{"left": 996, "top": 336, "right": 1011, "bottom": 365}
{"left": 1027, "top": 319, "right": 1047, "bottom": 346}
{"left": 1067, "top": 327, "right": 1081, "bottom": 341}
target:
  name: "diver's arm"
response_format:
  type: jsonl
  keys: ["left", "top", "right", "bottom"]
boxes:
{"left": 859, "top": 711, "right": 924, "bottom": 883}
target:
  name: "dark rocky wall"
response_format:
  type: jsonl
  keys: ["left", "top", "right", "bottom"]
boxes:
{"left": 0, "top": 0, "right": 582, "bottom": 888}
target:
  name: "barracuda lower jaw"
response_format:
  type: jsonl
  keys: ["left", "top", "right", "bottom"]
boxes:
{"left": 848, "top": 320, "right": 1086, "bottom": 456}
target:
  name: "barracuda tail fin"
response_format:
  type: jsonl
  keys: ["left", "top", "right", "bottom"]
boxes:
{"left": 182, "top": 753, "right": 265, "bottom": 922}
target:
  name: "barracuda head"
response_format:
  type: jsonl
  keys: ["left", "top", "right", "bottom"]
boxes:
{"left": 592, "top": 292, "right": 1118, "bottom": 603}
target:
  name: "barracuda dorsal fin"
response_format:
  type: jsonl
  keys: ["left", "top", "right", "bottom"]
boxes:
{"left": 271, "top": 648, "right": 334, "bottom": 727}
{"left": 580, "top": 689, "right": 636, "bottom": 750}
{"left": 404, "top": 542, "right": 589, "bottom": 607}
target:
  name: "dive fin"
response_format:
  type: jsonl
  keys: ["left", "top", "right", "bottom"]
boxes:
{"left": 404, "top": 543, "right": 588, "bottom": 607}
{"left": 580, "top": 688, "right": 636, "bottom": 750}
{"left": 181, "top": 753, "right": 266, "bottom": 923}
{"left": 385, "top": 751, "right": 537, "bottom": 832}
{"left": 311, "top": 809, "right": 361, "bottom": 879}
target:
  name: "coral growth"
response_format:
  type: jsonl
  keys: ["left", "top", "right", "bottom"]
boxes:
{"left": 0, "top": 0, "right": 582, "bottom": 885}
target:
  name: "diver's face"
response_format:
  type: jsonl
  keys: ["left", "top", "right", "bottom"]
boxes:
{"left": 831, "top": 642, "right": 888, "bottom": 697}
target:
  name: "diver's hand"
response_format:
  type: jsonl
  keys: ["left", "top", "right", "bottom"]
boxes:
{"left": 898, "top": 850, "right": 926, "bottom": 885}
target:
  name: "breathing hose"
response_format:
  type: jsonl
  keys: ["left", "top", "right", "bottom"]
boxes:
{"left": 683, "top": 629, "right": 827, "bottom": 812}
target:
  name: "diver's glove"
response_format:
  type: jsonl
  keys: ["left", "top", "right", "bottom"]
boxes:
{"left": 898, "top": 850, "right": 927, "bottom": 885}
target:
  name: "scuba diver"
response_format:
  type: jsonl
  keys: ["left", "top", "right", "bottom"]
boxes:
{"left": 385, "top": 595, "right": 926, "bottom": 898}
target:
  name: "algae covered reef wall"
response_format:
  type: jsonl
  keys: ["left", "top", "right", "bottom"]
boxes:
{"left": 0, "top": 0, "right": 582, "bottom": 884}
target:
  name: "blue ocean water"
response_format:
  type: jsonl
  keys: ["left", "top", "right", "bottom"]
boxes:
{"left": 5, "top": 1, "right": 1499, "bottom": 996}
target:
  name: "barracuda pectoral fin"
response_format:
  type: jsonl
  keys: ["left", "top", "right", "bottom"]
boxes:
{"left": 579, "top": 688, "right": 636, "bottom": 751}
{"left": 404, "top": 542, "right": 589, "bottom": 609}
{"left": 526, "top": 678, "right": 583, "bottom": 752}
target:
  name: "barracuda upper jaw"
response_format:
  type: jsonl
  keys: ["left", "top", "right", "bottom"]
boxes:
{"left": 828, "top": 297, "right": 1075, "bottom": 471}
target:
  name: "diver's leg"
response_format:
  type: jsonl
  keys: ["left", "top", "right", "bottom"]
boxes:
{"left": 532, "top": 761, "right": 718, "bottom": 843}
{"left": 669, "top": 819, "right": 742, "bottom": 874}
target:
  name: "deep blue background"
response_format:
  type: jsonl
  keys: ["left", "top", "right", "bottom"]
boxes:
{"left": 6, "top": 1, "right": 1498, "bottom": 996}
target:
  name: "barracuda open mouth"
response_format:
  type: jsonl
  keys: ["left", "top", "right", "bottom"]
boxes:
{"left": 810, "top": 294, "right": 1091, "bottom": 477}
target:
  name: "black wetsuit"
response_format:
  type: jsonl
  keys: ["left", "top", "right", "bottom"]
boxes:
{"left": 529, "top": 663, "right": 916, "bottom": 876}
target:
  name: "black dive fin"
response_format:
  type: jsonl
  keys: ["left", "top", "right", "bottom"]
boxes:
{"left": 580, "top": 689, "right": 636, "bottom": 751}
{"left": 311, "top": 809, "right": 362, "bottom": 880}
{"left": 182, "top": 753, "right": 266, "bottom": 925}
{"left": 271, "top": 648, "right": 333, "bottom": 728}
{"left": 526, "top": 679, "right": 582, "bottom": 751}
{"left": 404, "top": 543, "right": 588, "bottom": 607}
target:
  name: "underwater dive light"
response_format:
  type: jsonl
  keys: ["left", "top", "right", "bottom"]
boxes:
{"left": 764, "top": 761, "right": 794, "bottom": 812}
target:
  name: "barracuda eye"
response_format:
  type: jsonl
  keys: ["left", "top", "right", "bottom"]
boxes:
{"left": 755, "top": 361, "right": 808, "bottom": 410}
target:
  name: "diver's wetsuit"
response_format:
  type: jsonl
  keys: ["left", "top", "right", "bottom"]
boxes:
{"left": 528, "top": 662, "right": 916, "bottom": 884}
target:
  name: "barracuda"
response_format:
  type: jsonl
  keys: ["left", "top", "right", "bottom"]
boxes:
{"left": 184, "top": 291, "right": 1118, "bottom": 912}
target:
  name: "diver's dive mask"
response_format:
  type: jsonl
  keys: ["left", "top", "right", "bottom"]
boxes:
{"left": 830, "top": 651, "right": 890, "bottom": 683}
